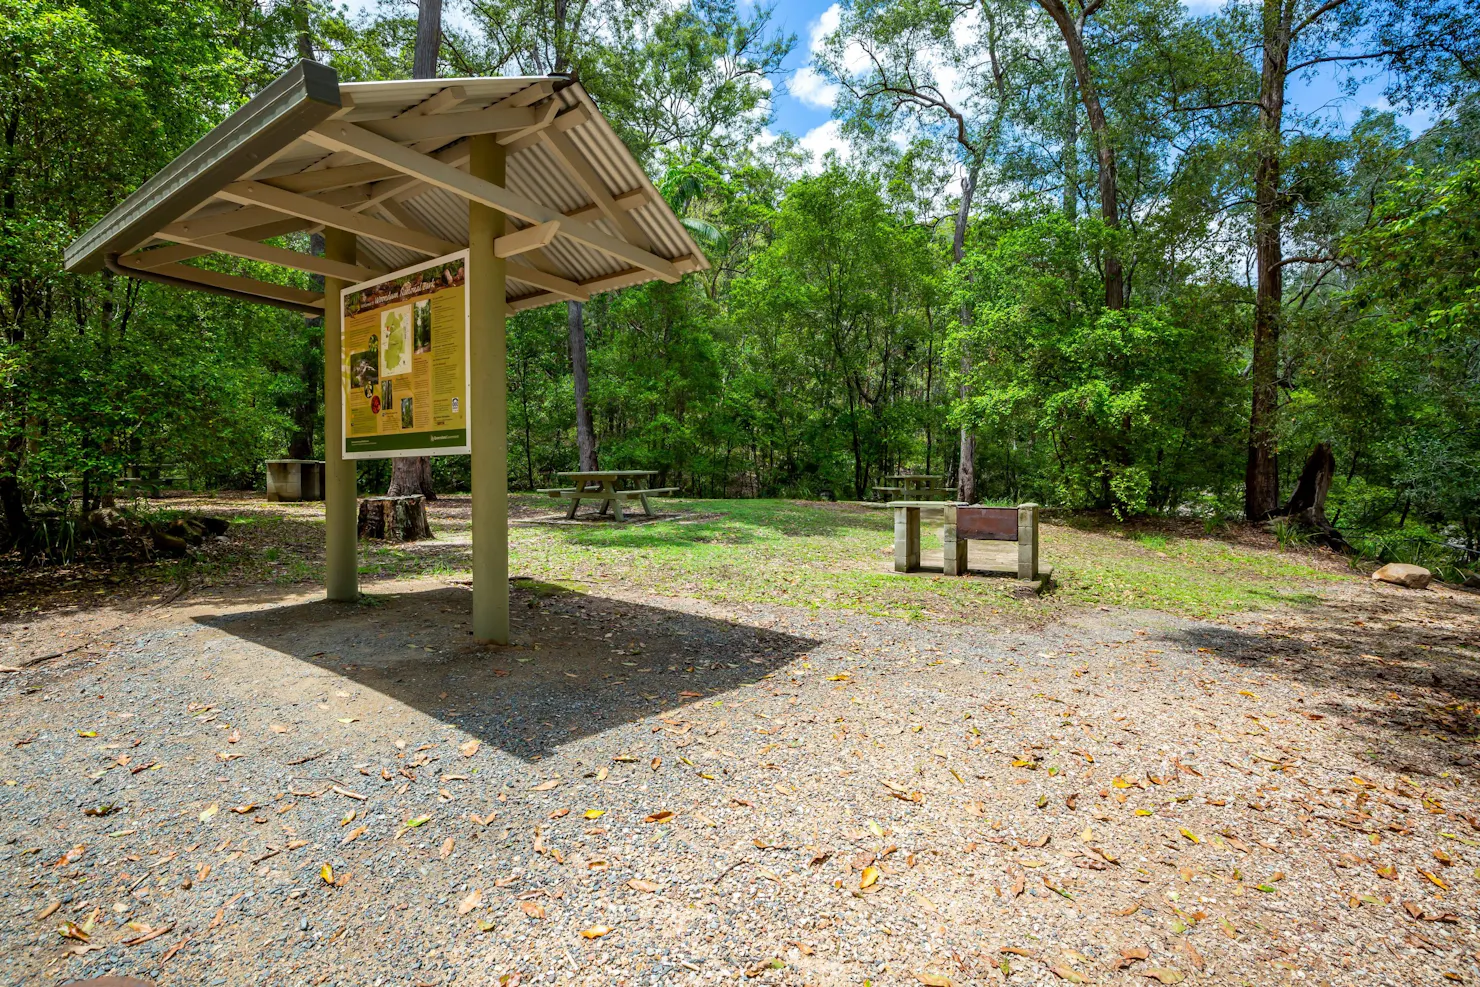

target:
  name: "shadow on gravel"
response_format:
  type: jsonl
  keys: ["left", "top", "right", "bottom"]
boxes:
{"left": 193, "top": 579, "right": 818, "bottom": 761}
{"left": 1158, "top": 591, "right": 1480, "bottom": 777}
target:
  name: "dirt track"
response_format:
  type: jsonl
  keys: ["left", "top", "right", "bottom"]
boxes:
{"left": 3, "top": 568, "right": 1479, "bottom": 986}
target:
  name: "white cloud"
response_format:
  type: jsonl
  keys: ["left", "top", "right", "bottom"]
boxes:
{"left": 789, "top": 66, "right": 839, "bottom": 110}
{"left": 1182, "top": 0, "right": 1223, "bottom": 15}
{"left": 810, "top": 3, "right": 842, "bottom": 54}
{"left": 799, "top": 119, "right": 849, "bottom": 172}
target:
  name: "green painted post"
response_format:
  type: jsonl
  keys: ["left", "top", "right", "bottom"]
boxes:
{"left": 323, "top": 227, "right": 358, "bottom": 602}
{"left": 469, "top": 133, "right": 509, "bottom": 644}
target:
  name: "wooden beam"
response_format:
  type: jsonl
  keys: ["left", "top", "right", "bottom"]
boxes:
{"left": 304, "top": 121, "right": 680, "bottom": 282}
{"left": 495, "top": 221, "right": 560, "bottom": 258}
{"left": 401, "top": 84, "right": 468, "bottom": 118}
{"left": 378, "top": 198, "right": 432, "bottom": 236}
{"left": 218, "top": 180, "right": 460, "bottom": 256}
{"left": 494, "top": 99, "right": 560, "bottom": 146}
{"left": 505, "top": 260, "right": 588, "bottom": 301}
{"left": 126, "top": 218, "right": 312, "bottom": 269}
{"left": 539, "top": 129, "right": 653, "bottom": 250}
{"left": 161, "top": 187, "right": 369, "bottom": 240}
{"left": 264, "top": 163, "right": 400, "bottom": 193}
{"left": 565, "top": 188, "right": 647, "bottom": 223}
{"left": 168, "top": 232, "right": 375, "bottom": 281}
{"left": 115, "top": 255, "right": 325, "bottom": 308}
{"left": 503, "top": 104, "right": 590, "bottom": 155}
{"left": 359, "top": 105, "right": 544, "bottom": 145}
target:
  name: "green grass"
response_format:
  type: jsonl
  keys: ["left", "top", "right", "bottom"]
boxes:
{"left": 149, "top": 495, "right": 1352, "bottom": 624}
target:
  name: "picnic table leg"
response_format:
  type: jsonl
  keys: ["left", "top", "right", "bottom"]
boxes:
{"left": 565, "top": 496, "right": 580, "bottom": 519}
{"left": 893, "top": 506, "right": 920, "bottom": 572}
{"left": 1017, "top": 503, "right": 1040, "bottom": 580}
{"left": 639, "top": 493, "right": 653, "bottom": 516}
{"left": 608, "top": 481, "right": 626, "bottom": 522}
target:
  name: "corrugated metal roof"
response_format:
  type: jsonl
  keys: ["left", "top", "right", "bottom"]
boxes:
{"left": 66, "top": 61, "right": 707, "bottom": 314}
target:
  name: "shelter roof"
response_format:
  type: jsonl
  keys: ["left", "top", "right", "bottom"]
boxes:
{"left": 65, "top": 61, "right": 706, "bottom": 314}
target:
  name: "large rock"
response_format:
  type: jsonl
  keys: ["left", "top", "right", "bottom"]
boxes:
{"left": 1372, "top": 562, "right": 1432, "bottom": 589}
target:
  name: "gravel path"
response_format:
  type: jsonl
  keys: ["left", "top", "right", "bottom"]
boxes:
{"left": 2, "top": 575, "right": 1479, "bottom": 987}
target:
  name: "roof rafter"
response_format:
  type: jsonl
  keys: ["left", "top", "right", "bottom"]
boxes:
{"left": 217, "top": 180, "right": 460, "bottom": 256}
{"left": 303, "top": 120, "right": 680, "bottom": 282}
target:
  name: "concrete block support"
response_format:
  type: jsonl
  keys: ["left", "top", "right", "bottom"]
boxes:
{"left": 893, "top": 506, "right": 921, "bottom": 572}
{"left": 942, "top": 503, "right": 968, "bottom": 576}
{"left": 1017, "top": 502, "right": 1040, "bottom": 580}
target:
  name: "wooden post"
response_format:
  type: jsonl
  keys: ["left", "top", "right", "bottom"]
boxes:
{"left": 893, "top": 505, "right": 920, "bottom": 573}
{"left": 1017, "top": 503, "right": 1039, "bottom": 580}
{"left": 942, "top": 503, "right": 968, "bottom": 576}
{"left": 323, "top": 228, "right": 358, "bottom": 602}
{"left": 469, "top": 133, "right": 509, "bottom": 644}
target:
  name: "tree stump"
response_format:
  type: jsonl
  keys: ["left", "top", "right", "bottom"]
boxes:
{"left": 357, "top": 495, "right": 432, "bottom": 542}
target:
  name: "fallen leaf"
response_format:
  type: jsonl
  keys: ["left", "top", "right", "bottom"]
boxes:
{"left": 36, "top": 902, "right": 60, "bottom": 921}
{"left": 860, "top": 865, "right": 880, "bottom": 889}
{"left": 341, "top": 825, "right": 367, "bottom": 845}
{"left": 580, "top": 925, "right": 613, "bottom": 939}
{"left": 199, "top": 804, "right": 218, "bottom": 822}
{"left": 440, "top": 837, "right": 454, "bottom": 859}
{"left": 916, "top": 973, "right": 955, "bottom": 987}
{"left": 460, "top": 739, "right": 480, "bottom": 757}
{"left": 457, "top": 889, "right": 483, "bottom": 915}
{"left": 1142, "top": 969, "right": 1185, "bottom": 984}
{"left": 644, "top": 811, "right": 674, "bottom": 823}
{"left": 584, "top": 809, "right": 605, "bottom": 819}
{"left": 532, "top": 779, "right": 560, "bottom": 792}
{"left": 519, "top": 901, "right": 545, "bottom": 919}
{"left": 628, "top": 879, "right": 660, "bottom": 893}
{"left": 1047, "top": 966, "right": 1088, "bottom": 984}
{"left": 405, "top": 815, "right": 432, "bottom": 828}
{"left": 320, "top": 864, "right": 334, "bottom": 885}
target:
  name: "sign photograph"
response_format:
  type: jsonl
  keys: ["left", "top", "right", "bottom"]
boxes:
{"left": 341, "top": 251, "right": 470, "bottom": 459}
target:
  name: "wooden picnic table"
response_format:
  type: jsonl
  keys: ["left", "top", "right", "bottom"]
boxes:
{"left": 873, "top": 473, "right": 955, "bottom": 501}
{"left": 539, "top": 470, "right": 679, "bottom": 522}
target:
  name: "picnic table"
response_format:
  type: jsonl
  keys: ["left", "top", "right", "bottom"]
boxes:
{"left": 872, "top": 473, "right": 955, "bottom": 501}
{"left": 538, "top": 470, "right": 679, "bottom": 522}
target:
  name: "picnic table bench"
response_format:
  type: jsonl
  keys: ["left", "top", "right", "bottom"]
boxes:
{"left": 538, "top": 470, "right": 679, "bottom": 522}
{"left": 873, "top": 473, "right": 955, "bottom": 502}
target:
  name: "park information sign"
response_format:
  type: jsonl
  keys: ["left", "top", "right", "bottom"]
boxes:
{"left": 341, "top": 251, "right": 470, "bottom": 459}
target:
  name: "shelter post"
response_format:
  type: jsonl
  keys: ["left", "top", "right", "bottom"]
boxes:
{"left": 469, "top": 133, "right": 509, "bottom": 643}
{"left": 323, "top": 227, "right": 359, "bottom": 601}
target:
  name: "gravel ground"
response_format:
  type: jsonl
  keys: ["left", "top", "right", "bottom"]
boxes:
{"left": 2, "top": 572, "right": 1479, "bottom": 987}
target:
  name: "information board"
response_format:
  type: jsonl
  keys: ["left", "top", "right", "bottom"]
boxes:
{"left": 341, "top": 251, "right": 470, "bottom": 459}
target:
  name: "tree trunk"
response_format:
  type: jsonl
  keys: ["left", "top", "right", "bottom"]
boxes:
{"left": 413, "top": 0, "right": 443, "bottom": 78}
{"left": 1245, "top": 0, "right": 1290, "bottom": 520}
{"left": 1062, "top": 68, "right": 1078, "bottom": 221}
{"left": 292, "top": 0, "right": 313, "bottom": 61}
{"left": 358, "top": 495, "right": 433, "bottom": 542}
{"left": 1278, "top": 442, "right": 1349, "bottom": 551}
{"left": 387, "top": 0, "right": 444, "bottom": 499}
{"left": 1038, "top": 0, "right": 1123, "bottom": 309}
{"left": 568, "top": 300, "right": 597, "bottom": 470}
{"left": 955, "top": 164, "right": 980, "bottom": 504}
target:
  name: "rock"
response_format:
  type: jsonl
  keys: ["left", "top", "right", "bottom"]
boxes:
{"left": 1372, "top": 562, "right": 1431, "bottom": 589}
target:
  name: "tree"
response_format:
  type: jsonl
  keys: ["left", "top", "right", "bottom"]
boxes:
{"left": 820, "top": 0, "right": 1033, "bottom": 502}
{"left": 1175, "top": 0, "right": 1479, "bottom": 519}
{"left": 387, "top": 0, "right": 445, "bottom": 499}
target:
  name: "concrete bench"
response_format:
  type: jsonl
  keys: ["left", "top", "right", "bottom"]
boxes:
{"left": 538, "top": 486, "right": 679, "bottom": 521}
{"left": 890, "top": 501, "right": 1040, "bottom": 579}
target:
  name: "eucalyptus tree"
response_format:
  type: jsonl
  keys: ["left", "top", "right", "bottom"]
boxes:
{"left": 816, "top": 0, "right": 1039, "bottom": 502}
{"left": 1166, "top": 0, "right": 1478, "bottom": 519}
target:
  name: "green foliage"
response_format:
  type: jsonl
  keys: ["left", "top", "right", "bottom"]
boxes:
{"left": 950, "top": 215, "right": 1244, "bottom": 515}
